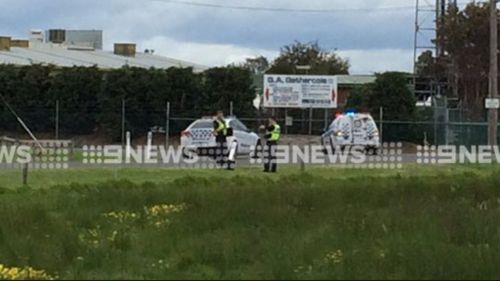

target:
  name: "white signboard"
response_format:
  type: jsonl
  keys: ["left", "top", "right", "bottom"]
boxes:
{"left": 263, "top": 75, "right": 338, "bottom": 109}
{"left": 485, "top": 98, "right": 500, "bottom": 109}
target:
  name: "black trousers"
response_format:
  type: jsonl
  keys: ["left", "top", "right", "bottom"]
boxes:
{"left": 264, "top": 141, "right": 278, "bottom": 173}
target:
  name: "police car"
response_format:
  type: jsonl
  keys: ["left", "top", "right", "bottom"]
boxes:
{"left": 321, "top": 112, "right": 380, "bottom": 154}
{"left": 180, "top": 117, "right": 261, "bottom": 158}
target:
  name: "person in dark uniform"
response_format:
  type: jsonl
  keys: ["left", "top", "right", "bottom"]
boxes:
{"left": 213, "top": 110, "right": 228, "bottom": 168}
{"left": 260, "top": 116, "right": 281, "bottom": 173}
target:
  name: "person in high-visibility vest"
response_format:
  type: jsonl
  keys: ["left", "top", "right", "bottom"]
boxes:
{"left": 213, "top": 110, "right": 229, "bottom": 168}
{"left": 260, "top": 116, "right": 281, "bottom": 173}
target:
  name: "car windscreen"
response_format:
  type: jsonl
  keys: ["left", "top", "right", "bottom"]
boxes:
{"left": 329, "top": 118, "right": 341, "bottom": 130}
{"left": 229, "top": 119, "right": 248, "bottom": 131}
{"left": 191, "top": 120, "right": 213, "bottom": 129}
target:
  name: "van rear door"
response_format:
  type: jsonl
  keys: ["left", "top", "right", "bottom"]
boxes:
{"left": 337, "top": 115, "right": 353, "bottom": 145}
{"left": 351, "top": 115, "right": 369, "bottom": 145}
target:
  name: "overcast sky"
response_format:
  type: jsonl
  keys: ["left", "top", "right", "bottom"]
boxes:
{"left": 0, "top": 0, "right": 434, "bottom": 74}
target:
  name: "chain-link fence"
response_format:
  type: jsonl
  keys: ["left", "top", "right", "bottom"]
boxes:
{"left": 1, "top": 100, "right": 499, "bottom": 147}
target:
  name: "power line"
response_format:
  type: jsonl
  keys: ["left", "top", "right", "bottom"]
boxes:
{"left": 147, "top": 0, "right": 429, "bottom": 13}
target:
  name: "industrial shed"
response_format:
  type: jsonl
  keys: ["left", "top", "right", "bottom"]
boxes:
{"left": 0, "top": 30, "right": 208, "bottom": 73}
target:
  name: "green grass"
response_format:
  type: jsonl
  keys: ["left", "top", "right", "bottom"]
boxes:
{"left": 0, "top": 164, "right": 498, "bottom": 190}
{"left": 1, "top": 165, "right": 500, "bottom": 279}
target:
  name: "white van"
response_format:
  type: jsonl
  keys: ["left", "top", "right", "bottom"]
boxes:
{"left": 321, "top": 112, "right": 380, "bottom": 154}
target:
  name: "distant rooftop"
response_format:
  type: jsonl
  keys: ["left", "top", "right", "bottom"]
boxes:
{"left": 0, "top": 44, "right": 207, "bottom": 72}
{"left": 336, "top": 75, "right": 376, "bottom": 85}
{"left": 0, "top": 29, "right": 208, "bottom": 72}
{"left": 0, "top": 44, "right": 208, "bottom": 72}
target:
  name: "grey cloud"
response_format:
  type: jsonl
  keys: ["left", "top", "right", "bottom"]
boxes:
{"left": 0, "top": 0, "right": 418, "bottom": 73}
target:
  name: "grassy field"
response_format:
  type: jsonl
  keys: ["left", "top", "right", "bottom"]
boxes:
{"left": 0, "top": 165, "right": 500, "bottom": 279}
{"left": 0, "top": 164, "right": 498, "bottom": 190}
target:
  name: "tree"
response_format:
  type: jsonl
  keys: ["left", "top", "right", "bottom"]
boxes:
{"left": 416, "top": 51, "right": 437, "bottom": 78}
{"left": 203, "top": 66, "right": 257, "bottom": 117}
{"left": 267, "top": 41, "right": 349, "bottom": 75}
{"left": 48, "top": 66, "right": 102, "bottom": 135}
{"left": 362, "top": 72, "right": 419, "bottom": 143}
{"left": 345, "top": 85, "right": 370, "bottom": 112}
{"left": 425, "top": 2, "right": 500, "bottom": 119}
{"left": 367, "top": 72, "right": 416, "bottom": 121}
{"left": 0, "top": 64, "right": 54, "bottom": 133}
{"left": 0, "top": 64, "right": 256, "bottom": 140}
{"left": 164, "top": 67, "right": 203, "bottom": 117}
{"left": 242, "top": 56, "right": 269, "bottom": 74}
{"left": 97, "top": 67, "right": 194, "bottom": 140}
{"left": 0, "top": 64, "right": 21, "bottom": 132}
{"left": 441, "top": 3, "right": 488, "bottom": 117}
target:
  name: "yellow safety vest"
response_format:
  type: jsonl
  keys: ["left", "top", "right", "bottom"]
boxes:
{"left": 269, "top": 124, "right": 281, "bottom": 141}
{"left": 216, "top": 119, "right": 227, "bottom": 136}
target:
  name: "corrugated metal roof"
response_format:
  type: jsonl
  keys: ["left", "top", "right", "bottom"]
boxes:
{"left": 337, "top": 75, "right": 376, "bottom": 85}
{"left": 0, "top": 44, "right": 208, "bottom": 73}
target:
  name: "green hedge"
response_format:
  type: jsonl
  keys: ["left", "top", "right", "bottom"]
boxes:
{"left": 0, "top": 65, "right": 257, "bottom": 140}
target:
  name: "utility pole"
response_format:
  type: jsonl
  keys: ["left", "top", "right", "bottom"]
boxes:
{"left": 489, "top": 0, "right": 498, "bottom": 146}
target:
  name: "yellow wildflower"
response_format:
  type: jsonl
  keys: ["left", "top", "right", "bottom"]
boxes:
{"left": 0, "top": 263, "right": 56, "bottom": 280}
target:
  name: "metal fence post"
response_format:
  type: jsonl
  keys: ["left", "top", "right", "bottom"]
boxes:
{"left": 126, "top": 131, "right": 131, "bottom": 163}
{"left": 433, "top": 97, "right": 438, "bottom": 145}
{"left": 146, "top": 131, "right": 153, "bottom": 161}
{"left": 121, "top": 98, "right": 126, "bottom": 147}
{"left": 230, "top": 101, "right": 234, "bottom": 116}
{"left": 379, "top": 107, "right": 384, "bottom": 142}
{"left": 55, "top": 99, "right": 59, "bottom": 140}
{"left": 166, "top": 101, "right": 170, "bottom": 148}
{"left": 308, "top": 107, "right": 313, "bottom": 135}
{"left": 22, "top": 163, "right": 28, "bottom": 186}
{"left": 445, "top": 100, "right": 450, "bottom": 145}
{"left": 284, "top": 108, "right": 288, "bottom": 135}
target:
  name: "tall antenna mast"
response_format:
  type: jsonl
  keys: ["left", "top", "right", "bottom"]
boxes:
{"left": 413, "top": 0, "right": 449, "bottom": 100}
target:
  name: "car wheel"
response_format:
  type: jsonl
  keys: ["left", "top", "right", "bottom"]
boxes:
{"left": 365, "top": 146, "right": 378, "bottom": 155}
{"left": 182, "top": 147, "right": 195, "bottom": 159}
